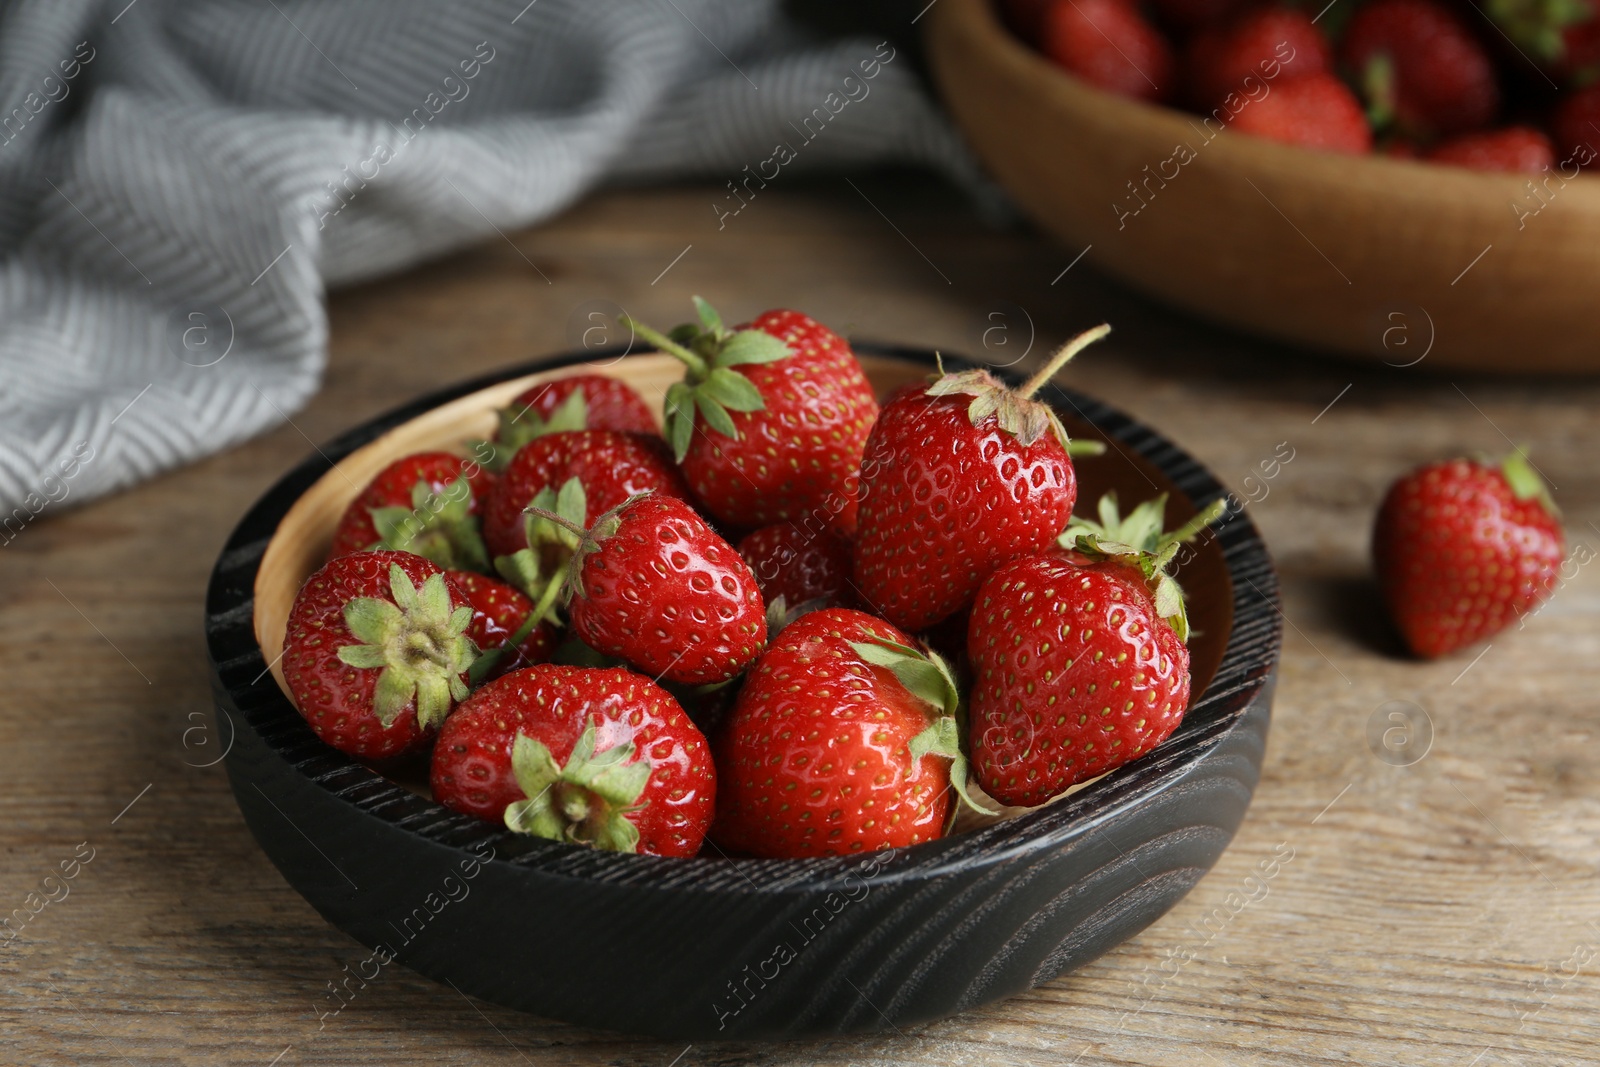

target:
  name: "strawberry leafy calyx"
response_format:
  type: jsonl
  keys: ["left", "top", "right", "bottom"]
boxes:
{"left": 336, "top": 564, "right": 476, "bottom": 730}
{"left": 848, "top": 635, "right": 1000, "bottom": 818}
{"left": 473, "top": 387, "right": 591, "bottom": 472}
{"left": 1058, "top": 492, "right": 1227, "bottom": 644}
{"left": 923, "top": 323, "right": 1111, "bottom": 450}
{"left": 503, "top": 720, "right": 651, "bottom": 853}
{"left": 621, "top": 296, "right": 793, "bottom": 462}
{"left": 1484, "top": 0, "right": 1591, "bottom": 63}
{"left": 1499, "top": 447, "right": 1560, "bottom": 518}
{"left": 367, "top": 474, "right": 490, "bottom": 572}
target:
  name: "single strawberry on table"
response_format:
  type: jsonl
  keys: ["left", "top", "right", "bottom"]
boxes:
{"left": 431, "top": 664, "right": 715, "bottom": 856}
{"left": 852, "top": 325, "right": 1109, "bottom": 634}
{"left": 969, "top": 493, "right": 1223, "bottom": 807}
{"left": 1340, "top": 0, "right": 1500, "bottom": 137}
{"left": 328, "top": 451, "right": 494, "bottom": 572}
{"left": 1373, "top": 450, "right": 1564, "bottom": 659}
{"left": 623, "top": 298, "right": 878, "bottom": 539}
{"left": 480, "top": 373, "right": 658, "bottom": 470}
{"left": 713, "top": 607, "right": 993, "bottom": 859}
{"left": 545, "top": 493, "right": 768, "bottom": 686}
{"left": 1039, "top": 0, "right": 1177, "bottom": 103}
{"left": 446, "top": 570, "right": 558, "bottom": 682}
{"left": 736, "top": 521, "right": 854, "bottom": 610}
{"left": 283, "top": 550, "right": 478, "bottom": 761}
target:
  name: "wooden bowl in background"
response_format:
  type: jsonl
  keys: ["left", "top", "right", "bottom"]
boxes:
{"left": 925, "top": 0, "right": 1600, "bottom": 373}
{"left": 206, "top": 344, "right": 1280, "bottom": 1040}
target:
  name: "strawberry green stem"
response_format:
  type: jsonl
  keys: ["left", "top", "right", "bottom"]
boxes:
{"left": 520, "top": 503, "right": 588, "bottom": 541}
{"left": 1018, "top": 323, "right": 1111, "bottom": 400}
{"left": 619, "top": 316, "right": 709, "bottom": 377}
{"left": 467, "top": 555, "right": 567, "bottom": 686}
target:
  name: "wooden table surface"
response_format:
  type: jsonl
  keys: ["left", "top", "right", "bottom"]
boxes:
{"left": 5, "top": 176, "right": 1599, "bottom": 1067}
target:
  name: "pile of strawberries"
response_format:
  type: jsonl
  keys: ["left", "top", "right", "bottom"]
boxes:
{"left": 1004, "top": 0, "right": 1600, "bottom": 172}
{"left": 280, "top": 301, "right": 1229, "bottom": 860}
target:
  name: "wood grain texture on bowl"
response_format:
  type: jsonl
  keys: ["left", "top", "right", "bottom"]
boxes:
{"left": 209, "top": 345, "right": 1278, "bottom": 1040}
{"left": 926, "top": 0, "right": 1600, "bottom": 372}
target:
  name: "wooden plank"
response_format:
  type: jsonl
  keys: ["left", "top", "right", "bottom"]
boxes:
{"left": 2, "top": 179, "right": 1598, "bottom": 1065}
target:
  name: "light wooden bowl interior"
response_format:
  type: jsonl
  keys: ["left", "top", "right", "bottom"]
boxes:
{"left": 926, "top": 0, "right": 1600, "bottom": 372}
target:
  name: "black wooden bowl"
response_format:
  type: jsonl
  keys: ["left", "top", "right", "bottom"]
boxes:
{"left": 205, "top": 344, "right": 1280, "bottom": 1041}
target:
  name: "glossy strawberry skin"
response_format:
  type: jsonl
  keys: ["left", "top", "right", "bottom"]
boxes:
{"left": 679, "top": 310, "right": 878, "bottom": 540}
{"left": 1373, "top": 460, "right": 1564, "bottom": 658}
{"left": 852, "top": 383, "right": 1077, "bottom": 633}
{"left": 736, "top": 522, "right": 854, "bottom": 608}
{"left": 283, "top": 551, "right": 470, "bottom": 761}
{"left": 1340, "top": 0, "right": 1499, "bottom": 137}
{"left": 492, "top": 374, "right": 658, "bottom": 457}
{"left": 446, "top": 570, "right": 557, "bottom": 680}
{"left": 1424, "top": 126, "right": 1555, "bottom": 173}
{"left": 482, "top": 430, "right": 691, "bottom": 560}
{"left": 969, "top": 555, "right": 1191, "bottom": 807}
{"left": 1040, "top": 0, "right": 1177, "bottom": 103}
{"left": 1186, "top": 6, "right": 1331, "bottom": 109}
{"left": 1228, "top": 73, "right": 1373, "bottom": 154}
{"left": 431, "top": 664, "right": 715, "bottom": 857}
{"left": 713, "top": 608, "right": 951, "bottom": 858}
{"left": 329, "top": 452, "right": 494, "bottom": 561}
{"left": 571, "top": 496, "right": 767, "bottom": 685}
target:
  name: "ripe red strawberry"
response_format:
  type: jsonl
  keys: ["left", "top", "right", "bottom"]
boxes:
{"left": 329, "top": 452, "right": 494, "bottom": 571}
{"left": 481, "top": 430, "right": 690, "bottom": 562}
{"left": 431, "top": 664, "right": 715, "bottom": 856}
{"left": 852, "top": 326, "right": 1109, "bottom": 633}
{"left": 1186, "top": 7, "right": 1332, "bottom": 109}
{"left": 1039, "top": 0, "right": 1177, "bottom": 103}
{"left": 1553, "top": 83, "right": 1600, "bottom": 161}
{"left": 283, "top": 551, "right": 477, "bottom": 761}
{"left": 713, "top": 607, "right": 990, "bottom": 858}
{"left": 1341, "top": 0, "right": 1500, "bottom": 137}
{"left": 626, "top": 298, "right": 877, "bottom": 539}
{"left": 483, "top": 373, "right": 658, "bottom": 469}
{"left": 968, "top": 494, "right": 1220, "bottom": 806}
{"left": 1227, "top": 72, "right": 1373, "bottom": 153}
{"left": 446, "top": 570, "right": 557, "bottom": 682}
{"left": 1424, "top": 126, "right": 1556, "bottom": 172}
{"left": 563, "top": 494, "right": 767, "bottom": 685}
{"left": 736, "top": 522, "right": 853, "bottom": 610}
{"left": 1373, "top": 451, "right": 1564, "bottom": 659}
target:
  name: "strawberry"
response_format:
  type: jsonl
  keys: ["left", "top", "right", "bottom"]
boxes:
{"left": 481, "top": 374, "right": 658, "bottom": 470}
{"left": 968, "top": 494, "right": 1221, "bottom": 806}
{"left": 712, "top": 607, "right": 991, "bottom": 858}
{"left": 1481, "top": 0, "right": 1597, "bottom": 82}
{"left": 555, "top": 494, "right": 767, "bottom": 685}
{"left": 1039, "top": 0, "right": 1178, "bottom": 103}
{"left": 852, "top": 326, "right": 1109, "bottom": 634}
{"left": 431, "top": 664, "right": 715, "bottom": 856}
{"left": 481, "top": 430, "right": 690, "bottom": 562}
{"left": 1340, "top": 0, "right": 1500, "bottom": 137}
{"left": 283, "top": 551, "right": 477, "bottom": 761}
{"left": 1226, "top": 72, "right": 1374, "bottom": 153}
{"left": 1186, "top": 7, "right": 1332, "bottom": 109}
{"left": 446, "top": 570, "right": 558, "bottom": 682}
{"left": 1553, "top": 83, "right": 1600, "bottom": 161}
{"left": 328, "top": 451, "right": 494, "bottom": 572}
{"left": 1373, "top": 451, "right": 1564, "bottom": 659}
{"left": 625, "top": 298, "right": 878, "bottom": 539}
{"left": 736, "top": 522, "right": 854, "bottom": 610}
{"left": 1424, "top": 126, "right": 1556, "bottom": 172}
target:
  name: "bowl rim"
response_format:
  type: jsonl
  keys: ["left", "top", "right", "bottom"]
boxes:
{"left": 207, "top": 341, "right": 1281, "bottom": 892}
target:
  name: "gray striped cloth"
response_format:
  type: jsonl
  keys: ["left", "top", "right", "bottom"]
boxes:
{"left": 0, "top": 0, "right": 980, "bottom": 525}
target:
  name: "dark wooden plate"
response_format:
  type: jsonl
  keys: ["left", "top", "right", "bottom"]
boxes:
{"left": 204, "top": 343, "right": 1280, "bottom": 1041}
